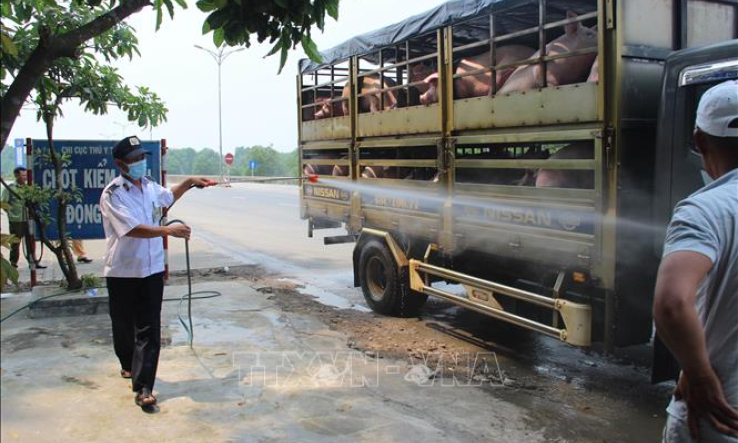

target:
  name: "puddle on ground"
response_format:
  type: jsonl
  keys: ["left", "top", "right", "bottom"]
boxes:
{"left": 279, "top": 279, "right": 371, "bottom": 313}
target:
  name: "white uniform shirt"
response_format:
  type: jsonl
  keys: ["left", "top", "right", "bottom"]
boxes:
{"left": 100, "top": 175, "right": 174, "bottom": 278}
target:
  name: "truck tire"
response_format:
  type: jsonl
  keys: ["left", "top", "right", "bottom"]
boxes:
{"left": 358, "top": 239, "right": 427, "bottom": 317}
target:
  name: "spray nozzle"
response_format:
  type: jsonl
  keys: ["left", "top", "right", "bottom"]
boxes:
{"left": 189, "top": 179, "right": 219, "bottom": 189}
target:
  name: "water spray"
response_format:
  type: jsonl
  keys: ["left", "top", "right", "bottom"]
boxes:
{"left": 238, "top": 174, "right": 320, "bottom": 183}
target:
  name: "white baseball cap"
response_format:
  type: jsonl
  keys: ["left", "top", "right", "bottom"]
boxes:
{"left": 696, "top": 80, "right": 738, "bottom": 138}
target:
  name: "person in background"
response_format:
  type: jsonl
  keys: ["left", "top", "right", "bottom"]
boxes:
{"left": 654, "top": 80, "right": 738, "bottom": 443}
{"left": 1, "top": 166, "right": 47, "bottom": 269}
{"left": 100, "top": 135, "right": 217, "bottom": 410}
{"left": 72, "top": 239, "right": 92, "bottom": 263}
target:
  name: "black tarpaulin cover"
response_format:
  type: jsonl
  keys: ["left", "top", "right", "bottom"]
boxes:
{"left": 298, "top": 0, "right": 595, "bottom": 73}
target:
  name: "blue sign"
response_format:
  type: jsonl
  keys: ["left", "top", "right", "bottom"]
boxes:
{"left": 32, "top": 139, "right": 161, "bottom": 240}
{"left": 14, "top": 138, "right": 26, "bottom": 167}
{"left": 249, "top": 160, "right": 258, "bottom": 170}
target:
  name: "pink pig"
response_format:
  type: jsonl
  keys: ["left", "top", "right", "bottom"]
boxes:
{"left": 535, "top": 143, "right": 594, "bottom": 189}
{"left": 419, "top": 45, "right": 536, "bottom": 105}
{"left": 498, "top": 12, "right": 597, "bottom": 94}
{"left": 341, "top": 75, "right": 398, "bottom": 116}
{"left": 587, "top": 56, "right": 599, "bottom": 83}
{"left": 314, "top": 97, "right": 346, "bottom": 120}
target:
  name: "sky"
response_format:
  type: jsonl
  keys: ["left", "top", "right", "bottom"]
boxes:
{"left": 7, "top": 0, "right": 448, "bottom": 154}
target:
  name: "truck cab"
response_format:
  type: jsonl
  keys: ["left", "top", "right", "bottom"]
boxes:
{"left": 655, "top": 40, "right": 738, "bottom": 250}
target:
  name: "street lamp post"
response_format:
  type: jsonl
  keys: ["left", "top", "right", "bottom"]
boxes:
{"left": 113, "top": 121, "right": 131, "bottom": 138}
{"left": 194, "top": 44, "right": 244, "bottom": 184}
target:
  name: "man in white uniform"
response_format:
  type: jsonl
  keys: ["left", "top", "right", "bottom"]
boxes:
{"left": 655, "top": 80, "right": 738, "bottom": 442}
{"left": 100, "top": 135, "right": 216, "bottom": 409}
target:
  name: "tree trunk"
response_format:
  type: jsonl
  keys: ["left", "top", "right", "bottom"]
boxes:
{"left": 0, "top": 0, "right": 151, "bottom": 149}
{"left": 44, "top": 112, "right": 81, "bottom": 290}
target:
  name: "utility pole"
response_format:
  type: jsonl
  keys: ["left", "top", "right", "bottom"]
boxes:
{"left": 194, "top": 44, "right": 244, "bottom": 184}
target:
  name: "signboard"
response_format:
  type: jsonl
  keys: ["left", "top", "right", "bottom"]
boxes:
{"left": 14, "top": 138, "right": 26, "bottom": 167}
{"left": 225, "top": 153, "right": 234, "bottom": 166}
{"left": 249, "top": 160, "right": 258, "bottom": 170}
{"left": 32, "top": 139, "right": 162, "bottom": 240}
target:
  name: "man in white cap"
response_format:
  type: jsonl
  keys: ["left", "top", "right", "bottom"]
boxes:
{"left": 654, "top": 79, "right": 738, "bottom": 442}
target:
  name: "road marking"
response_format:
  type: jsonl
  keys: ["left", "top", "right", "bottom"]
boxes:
{"left": 233, "top": 196, "right": 248, "bottom": 200}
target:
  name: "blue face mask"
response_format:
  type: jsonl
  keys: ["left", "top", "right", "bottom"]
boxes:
{"left": 127, "top": 159, "right": 147, "bottom": 180}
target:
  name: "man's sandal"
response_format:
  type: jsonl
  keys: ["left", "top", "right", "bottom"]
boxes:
{"left": 120, "top": 369, "right": 132, "bottom": 379}
{"left": 135, "top": 387, "right": 157, "bottom": 408}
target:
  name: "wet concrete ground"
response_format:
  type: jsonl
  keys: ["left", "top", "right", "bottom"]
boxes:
{"left": 1, "top": 270, "right": 672, "bottom": 443}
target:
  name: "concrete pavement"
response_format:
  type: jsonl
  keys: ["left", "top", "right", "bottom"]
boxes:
{"left": 1, "top": 279, "right": 556, "bottom": 443}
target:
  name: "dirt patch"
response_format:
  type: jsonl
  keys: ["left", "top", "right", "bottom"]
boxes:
{"left": 265, "top": 282, "right": 511, "bottom": 380}
{"left": 166, "top": 265, "right": 270, "bottom": 286}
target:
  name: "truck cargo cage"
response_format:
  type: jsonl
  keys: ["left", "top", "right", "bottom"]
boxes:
{"left": 297, "top": 0, "right": 738, "bottom": 350}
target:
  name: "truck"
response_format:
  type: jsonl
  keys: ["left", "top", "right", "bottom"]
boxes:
{"left": 296, "top": 0, "right": 738, "bottom": 375}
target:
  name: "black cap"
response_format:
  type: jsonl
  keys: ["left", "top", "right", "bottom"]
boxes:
{"left": 13, "top": 166, "right": 27, "bottom": 174}
{"left": 113, "top": 136, "right": 150, "bottom": 160}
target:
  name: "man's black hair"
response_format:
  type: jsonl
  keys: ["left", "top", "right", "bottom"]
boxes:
{"left": 13, "top": 166, "right": 27, "bottom": 175}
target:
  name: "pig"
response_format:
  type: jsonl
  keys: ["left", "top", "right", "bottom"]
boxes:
{"left": 587, "top": 56, "right": 599, "bottom": 83}
{"left": 498, "top": 12, "right": 598, "bottom": 94}
{"left": 419, "top": 45, "right": 536, "bottom": 105}
{"left": 332, "top": 164, "right": 349, "bottom": 177}
{"left": 535, "top": 143, "right": 593, "bottom": 189}
{"left": 361, "top": 166, "right": 393, "bottom": 179}
{"left": 342, "top": 75, "right": 398, "bottom": 115}
{"left": 303, "top": 153, "right": 349, "bottom": 177}
{"left": 314, "top": 97, "right": 346, "bottom": 120}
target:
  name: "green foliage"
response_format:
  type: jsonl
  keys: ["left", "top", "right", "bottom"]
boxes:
{"left": 2, "top": 0, "right": 339, "bottom": 92}
{"left": 196, "top": 0, "right": 339, "bottom": 73}
{"left": 166, "top": 147, "right": 198, "bottom": 174}
{"left": 1, "top": 201, "right": 19, "bottom": 291}
{"left": 80, "top": 273, "right": 100, "bottom": 289}
{"left": 2, "top": 0, "right": 169, "bottom": 128}
{"left": 2, "top": 0, "right": 172, "bottom": 289}
{"left": 2, "top": 0, "right": 144, "bottom": 91}
{"left": 192, "top": 147, "right": 220, "bottom": 175}
{"left": 167, "top": 145, "right": 298, "bottom": 177}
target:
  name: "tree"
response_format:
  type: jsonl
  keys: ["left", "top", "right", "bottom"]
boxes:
{"left": 232, "top": 145, "right": 251, "bottom": 175}
{"left": 192, "top": 147, "right": 219, "bottom": 175}
{"left": 0, "top": 8, "right": 168, "bottom": 289}
{"left": 279, "top": 149, "right": 299, "bottom": 177}
{"left": 1, "top": 0, "right": 339, "bottom": 288}
{"left": 1, "top": 202, "right": 19, "bottom": 292}
{"left": 1, "top": 0, "right": 339, "bottom": 150}
{"left": 167, "top": 147, "right": 198, "bottom": 174}
{"left": 36, "top": 58, "right": 168, "bottom": 288}
{"left": 247, "top": 145, "right": 281, "bottom": 176}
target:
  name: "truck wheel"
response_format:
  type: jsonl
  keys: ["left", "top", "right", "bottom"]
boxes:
{"left": 359, "top": 239, "right": 427, "bottom": 317}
